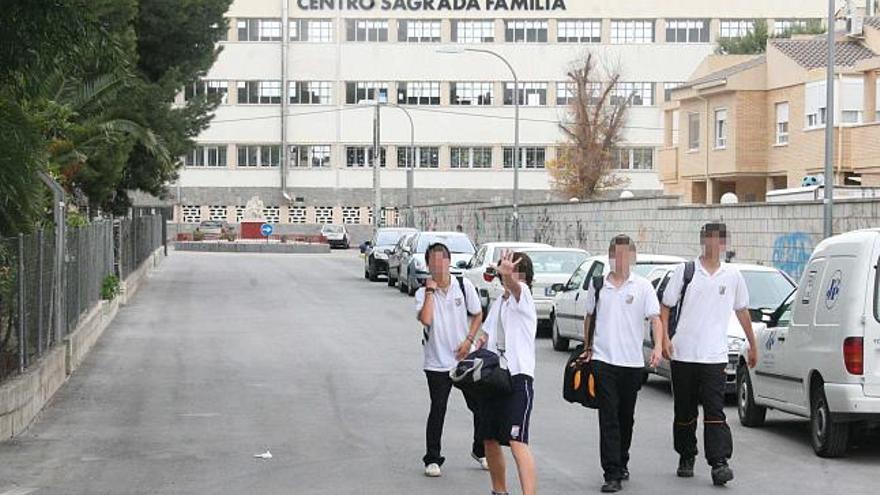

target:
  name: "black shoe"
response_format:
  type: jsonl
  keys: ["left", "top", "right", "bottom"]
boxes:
{"left": 711, "top": 463, "right": 734, "bottom": 486}
{"left": 621, "top": 469, "right": 630, "bottom": 481}
{"left": 601, "top": 480, "right": 622, "bottom": 493}
{"left": 677, "top": 457, "right": 695, "bottom": 478}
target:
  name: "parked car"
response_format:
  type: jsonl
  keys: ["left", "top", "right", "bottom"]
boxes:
{"left": 387, "top": 231, "right": 418, "bottom": 287}
{"left": 196, "top": 220, "right": 231, "bottom": 239}
{"left": 736, "top": 229, "right": 880, "bottom": 457}
{"left": 321, "top": 224, "right": 350, "bottom": 249}
{"left": 462, "top": 242, "right": 551, "bottom": 312}
{"left": 549, "top": 254, "right": 687, "bottom": 352}
{"left": 398, "top": 231, "right": 475, "bottom": 296}
{"left": 363, "top": 227, "right": 417, "bottom": 281}
{"left": 483, "top": 247, "right": 589, "bottom": 328}
{"left": 640, "top": 263, "right": 794, "bottom": 394}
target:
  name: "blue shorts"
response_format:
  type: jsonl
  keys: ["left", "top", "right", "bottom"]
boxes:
{"left": 479, "top": 374, "right": 534, "bottom": 445}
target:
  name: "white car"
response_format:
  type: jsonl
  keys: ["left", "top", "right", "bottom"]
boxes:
{"left": 549, "top": 254, "right": 687, "bottom": 351}
{"left": 736, "top": 229, "right": 880, "bottom": 457}
{"left": 321, "top": 224, "right": 350, "bottom": 249}
{"left": 641, "top": 263, "right": 793, "bottom": 394}
{"left": 482, "top": 247, "right": 590, "bottom": 328}
{"left": 398, "top": 231, "right": 476, "bottom": 296}
{"left": 462, "top": 242, "right": 550, "bottom": 312}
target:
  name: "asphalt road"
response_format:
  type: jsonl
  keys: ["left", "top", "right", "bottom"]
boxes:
{"left": 0, "top": 250, "right": 877, "bottom": 495}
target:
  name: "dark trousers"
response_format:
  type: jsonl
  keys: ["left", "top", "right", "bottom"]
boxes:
{"left": 424, "top": 370, "right": 484, "bottom": 466}
{"left": 671, "top": 361, "right": 733, "bottom": 466}
{"left": 595, "top": 361, "right": 643, "bottom": 482}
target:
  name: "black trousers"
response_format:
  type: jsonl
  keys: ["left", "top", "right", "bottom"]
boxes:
{"left": 671, "top": 361, "right": 733, "bottom": 466}
{"left": 595, "top": 361, "right": 643, "bottom": 482}
{"left": 424, "top": 370, "right": 484, "bottom": 466}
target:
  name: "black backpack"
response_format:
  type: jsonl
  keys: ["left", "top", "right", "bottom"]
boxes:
{"left": 563, "top": 275, "right": 604, "bottom": 409}
{"left": 657, "top": 261, "right": 695, "bottom": 338}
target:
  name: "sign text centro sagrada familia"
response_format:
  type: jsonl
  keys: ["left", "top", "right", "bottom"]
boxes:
{"left": 296, "top": 0, "right": 567, "bottom": 12}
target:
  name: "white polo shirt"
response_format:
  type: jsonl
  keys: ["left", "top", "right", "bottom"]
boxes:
{"left": 662, "top": 259, "right": 750, "bottom": 364}
{"left": 483, "top": 282, "right": 538, "bottom": 378}
{"left": 415, "top": 278, "right": 482, "bottom": 372}
{"left": 584, "top": 272, "right": 660, "bottom": 368}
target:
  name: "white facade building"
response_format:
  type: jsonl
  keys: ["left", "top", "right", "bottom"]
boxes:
{"left": 175, "top": 0, "right": 825, "bottom": 226}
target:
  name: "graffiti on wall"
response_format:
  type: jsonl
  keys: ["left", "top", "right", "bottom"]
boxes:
{"left": 772, "top": 232, "right": 812, "bottom": 281}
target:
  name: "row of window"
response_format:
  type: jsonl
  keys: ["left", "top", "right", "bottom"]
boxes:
{"left": 181, "top": 204, "right": 401, "bottom": 226}
{"left": 231, "top": 18, "right": 819, "bottom": 45}
{"left": 183, "top": 144, "right": 654, "bottom": 170}
{"left": 184, "top": 80, "right": 667, "bottom": 107}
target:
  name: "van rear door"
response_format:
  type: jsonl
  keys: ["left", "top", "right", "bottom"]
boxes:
{"left": 864, "top": 235, "right": 880, "bottom": 397}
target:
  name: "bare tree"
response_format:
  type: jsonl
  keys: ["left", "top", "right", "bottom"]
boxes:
{"left": 548, "top": 53, "right": 630, "bottom": 199}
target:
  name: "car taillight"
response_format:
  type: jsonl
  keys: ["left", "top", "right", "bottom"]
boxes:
{"left": 843, "top": 337, "right": 864, "bottom": 375}
{"left": 483, "top": 271, "right": 494, "bottom": 283}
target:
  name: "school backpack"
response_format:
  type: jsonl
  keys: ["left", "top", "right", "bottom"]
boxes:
{"left": 657, "top": 261, "right": 695, "bottom": 338}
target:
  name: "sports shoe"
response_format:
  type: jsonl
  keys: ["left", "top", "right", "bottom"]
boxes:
{"left": 621, "top": 468, "right": 630, "bottom": 481}
{"left": 677, "top": 457, "right": 695, "bottom": 478}
{"left": 424, "top": 463, "right": 441, "bottom": 477}
{"left": 601, "top": 480, "right": 622, "bottom": 493}
{"left": 711, "top": 463, "right": 734, "bottom": 486}
{"left": 472, "top": 453, "right": 490, "bottom": 471}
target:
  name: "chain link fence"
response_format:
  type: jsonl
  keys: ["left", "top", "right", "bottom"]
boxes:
{"left": 0, "top": 215, "right": 164, "bottom": 382}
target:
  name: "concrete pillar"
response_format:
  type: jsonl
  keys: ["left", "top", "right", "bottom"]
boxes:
{"left": 655, "top": 19, "right": 666, "bottom": 44}
{"left": 440, "top": 82, "right": 452, "bottom": 106}
{"left": 865, "top": 71, "right": 877, "bottom": 123}
{"left": 441, "top": 19, "right": 452, "bottom": 42}
{"left": 601, "top": 18, "right": 612, "bottom": 43}
{"left": 493, "top": 144, "right": 505, "bottom": 170}
{"left": 547, "top": 19, "right": 558, "bottom": 42}
{"left": 388, "top": 19, "right": 399, "bottom": 42}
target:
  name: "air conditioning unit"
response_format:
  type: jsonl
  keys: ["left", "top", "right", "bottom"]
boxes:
{"left": 847, "top": 14, "right": 865, "bottom": 37}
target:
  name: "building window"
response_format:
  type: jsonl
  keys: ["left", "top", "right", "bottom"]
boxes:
{"left": 719, "top": 19, "right": 754, "bottom": 39}
{"left": 557, "top": 19, "right": 601, "bottom": 42}
{"left": 345, "top": 81, "right": 389, "bottom": 104}
{"left": 610, "top": 20, "right": 655, "bottom": 44}
{"left": 346, "top": 146, "right": 386, "bottom": 168}
{"left": 235, "top": 206, "right": 246, "bottom": 222}
{"left": 209, "top": 205, "right": 227, "bottom": 221}
{"left": 452, "top": 20, "right": 494, "bottom": 43}
{"left": 805, "top": 81, "right": 827, "bottom": 128}
{"left": 237, "top": 81, "right": 281, "bottom": 104}
{"left": 451, "top": 147, "right": 492, "bottom": 168}
{"left": 398, "top": 146, "right": 440, "bottom": 169}
{"left": 503, "top": 147, "right": 545, "bottom": 169}
{"left": 185, "top": 80, "right": 229, "bottom": 104}
{"left": 665, "top": 19, "right": 710, "bottom": 43}
{"left": 773, "top": 18, "right": 819, "bottom": 35}
{"left": 262, "top": 206, "right": 280, "bottom": 224}
{"left": 688, "top": 113, "right": 700, "bottom": 151}
{"left": 290, "top": 19, "right": 334, "bottom": 42}
{"left": 612, "top": 82, "right": 654, "bottom": 106}
{"left": 556, "top": 82, "right": 575, "bottom": 106}
{"left": 664, "top": 82, "right": 683, "bottom": 102}
{"left": 345, "top": 19, "right": 388, "bottom": 42}
{"left": 291, "top": 144, "right": 331, "bottom": 168}
{"left": 714, "top": 109, "right": 727, "bottom": 148}
{"left": 775, "top": 102, "right": 789, "bottom": 145}
{"left": 398, "top": 81, "right": 441, "bottom": 105}
{"left": 182, "top": 205, "right": 201, "bottom": 223}
{"left": 314, "top": 206, "right": 334, "bottom": 224}
{"left": 613, "top": 147, "right": 655, "bottom": 170}
{"left": 237, "top": 19, "right": 282, "bottom": 41}
{"left": 289, "top": 81, "right": 332, "bottom": 104}
{"left": 504, "top": 82, "right": 547, "bottom": 106}
{"left": 398, "top": 19, "right": 441, "bottom": 42}
{"left": 504, "top": 20, "right": 548, "bottom": 42}
{"left": 237, "top": 145, "right": 279, "bottom": 167}
{"left": 185, "top": 145, "right": 227, "bottom": 167}
{"left": 342, "top": 206, "right": 362, "bottom": 225}
{"left": 288, "top": 206, "right": 307, "bottom": 224}
{"left": 451, "top": 82, "right": 493, "bottom": 105}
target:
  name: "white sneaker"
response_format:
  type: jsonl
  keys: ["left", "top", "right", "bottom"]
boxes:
{"left": 425, "top": 463, "right": 442, "bottom": 477}
{"left": 472, "top": 453, "right": 490, "bottom": 471}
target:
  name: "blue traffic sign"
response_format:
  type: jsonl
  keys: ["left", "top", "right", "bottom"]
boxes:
{"left": 260, "top": 223, "right": 274, "bottom": 237}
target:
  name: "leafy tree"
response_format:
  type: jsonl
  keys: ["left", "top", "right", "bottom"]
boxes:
{"left": 717, "top": 19, "right": 826, "bottom": 55}
{"left": 547, "top": 54, "right": 630, "bottom": 199}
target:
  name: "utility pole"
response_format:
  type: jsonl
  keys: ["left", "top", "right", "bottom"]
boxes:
{"left": 823, "top": 0, "right": 836, "bottom": 238}
{"left": 373, "top": 101, "right": 382, "bottom": 228}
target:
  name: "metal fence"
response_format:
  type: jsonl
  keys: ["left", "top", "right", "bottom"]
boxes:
{"left": 0, "top": 215, "right": 164, "bottom": 382}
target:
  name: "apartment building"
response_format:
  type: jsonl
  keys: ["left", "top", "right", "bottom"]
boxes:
{"left": 661, "top": 16, "right": 880, "bottom": 204}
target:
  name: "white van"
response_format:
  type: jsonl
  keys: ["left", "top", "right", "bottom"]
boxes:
{"left": 736, "top": 229, "right": 880, "bottom": 457}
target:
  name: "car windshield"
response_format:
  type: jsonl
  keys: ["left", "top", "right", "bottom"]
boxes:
{"left": 322, "top": 225, "right": 343, "bottom": 234}
{"left": 525, "top": 251, "right": 588, "bottom": 274}
{"left": 377, "top": 230, "right": 408, "bottom": 245}
{"left": 416, "top": 234, "right": 474, "bottom": 254}
{"left": 633, "top": 262, "right": 675, "bottom": 277}
{"left": 200, "top": 221, "right": 221, "bottom": 228}
{"left": 741, "top": 270, "right": 795, "bottom": 309}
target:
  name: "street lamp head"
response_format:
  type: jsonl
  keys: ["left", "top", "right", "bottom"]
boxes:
{"left": 435, "top": 46, "right": 466, "bottom": 55}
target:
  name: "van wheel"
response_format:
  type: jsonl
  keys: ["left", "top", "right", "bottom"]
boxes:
{"left": 551, "top": 313, "right": 570, "bottom": 352}
{"left": 811, "top": 383, "right": 850, "bottom": 457}
{"left": 737, "top": 366, "right": 766, "bottom": 427}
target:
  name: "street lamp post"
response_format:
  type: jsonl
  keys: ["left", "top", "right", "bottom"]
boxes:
{"left": 437, "top": 47, "right": 520, "bottom": 241}
{"left": 823, "top": 0, "right": 836, "bottom": 238}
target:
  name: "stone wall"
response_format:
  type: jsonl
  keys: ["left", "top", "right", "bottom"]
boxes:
{"left": 414, "top": 196, "right": 880, "bottom": 282}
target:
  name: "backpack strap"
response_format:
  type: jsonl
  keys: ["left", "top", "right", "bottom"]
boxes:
{"left": 679, "top": 261, "right": 695, "bottom": 311}
{"left": 586, "top": 275, "right": 604, "bottom": 350}
{"left": 456, "top": 275, "right": 479, "bottom": 317}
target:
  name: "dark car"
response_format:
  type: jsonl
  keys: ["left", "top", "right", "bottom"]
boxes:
{"left": 364, "top": 227, "right": 418, "bottom": 281}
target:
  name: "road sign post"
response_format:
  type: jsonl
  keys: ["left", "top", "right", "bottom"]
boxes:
{"left": 260, "top": 223, "right": 274, "bottom": 243}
